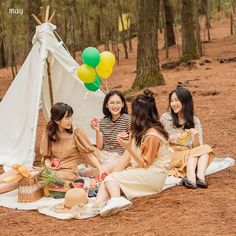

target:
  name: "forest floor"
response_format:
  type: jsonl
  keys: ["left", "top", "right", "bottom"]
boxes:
{"left": 0, "top": 17, "right": 236, "bottom": 236}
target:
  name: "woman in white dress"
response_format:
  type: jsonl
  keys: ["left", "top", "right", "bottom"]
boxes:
{"left": 94, "top": 89, "right": 171, "bottom": 217}
{"left": 160, "top": 86, "right": 214, "bottom": 189}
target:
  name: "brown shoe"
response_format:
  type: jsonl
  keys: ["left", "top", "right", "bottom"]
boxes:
{"left": 196, "top": 177, "right": 208, "bottom": 188}
{"left": 179, "top": 177, "right": 198, "bottom": 189}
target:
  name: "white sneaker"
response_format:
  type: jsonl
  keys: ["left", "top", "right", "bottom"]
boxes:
{"left": 100, "top": 197, "right": 132, "bottom": 217}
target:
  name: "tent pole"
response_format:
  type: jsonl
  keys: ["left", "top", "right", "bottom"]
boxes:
{"left": 46, "top": 59, "right": 54, "bottom": 107}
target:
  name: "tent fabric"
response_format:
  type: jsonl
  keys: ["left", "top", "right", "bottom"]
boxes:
{"left": 0, "top": 23, "right": 105, "bottom": 170}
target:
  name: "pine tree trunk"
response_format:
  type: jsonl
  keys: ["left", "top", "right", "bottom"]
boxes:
{"left": 181, "top": 0, "right": 200, "bottom": 61}
{"left": 194, "top": 0, "right": 203, "bottom": 56}
{"left": 0, "top": 2, "right": 6, "bottom": 68}
{"left": 95, "top": 12, "right": 101, "bottom": 45}
{"left": 163, "top": 0, "right": 176, "bottom": 47}
{"left": 118, "top": 0, "right": 128, "bottom": 59}
{"left": 66, "top": 0, "right": 76, "bottom": 58}
{"left": 132, "top": 0, "right": 164, "bottom": 90}
{"left": 206, "top": 0, "right": 211, "bottom": 41}
{"left": 0, "top": 24, "right": 6, "bottom": 68}
{"left": 229, "top": 0, "right": 236, "bottom": 35}
{"left": 217, "top": 0, "right": 221, "bottom": 12}
{"left": 99, "top": 0, "right": 110, "bottom": 50}
{"left": 161, "top": 1, "right": 169, "bottom": 58}
{"left": 26, "top": 0, "right": 41, "bottom": 58}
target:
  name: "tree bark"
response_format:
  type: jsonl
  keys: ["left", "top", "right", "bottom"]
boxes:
{"left": 132, "top": 0, "right": 164, "bottom": 90}
{"left": 95, "top": 11, "right": 101, "bottom": 45}
{"left": 118, "top": 0, "right": 128, "bottom": 59}
{"left": 66, "top": 0, "right": 76, "bottom": 58}
{"left": 229, "top": 0, "right": 236, "bottom": 35}
{"left": 163, "top": 0, "right": 176, "bottom": 47}
{"left": 181, "top": 0, "right": 200, "bottom": 61}
{"left": 10, "top": 0, "right": 17, "bottom": 77}
{"left": 0, "top": 27, "right": 6, "bottom": 68}
{"left": 26, "top": 0, "right": 41, "bottom": 58}
{"left": 0, "top": 1, "right": 6, "bottom": 69}
{"left": 217, "top": 0, "right": 221, "bottom": 12}
{"left": 206, "top": 0, "right": 211, "bottom": 41}
{"left": 161, "top": 1, "right": 169, "bottom": 58}
{"left": 194, "top": 0, "right": 203, "bottom": 56}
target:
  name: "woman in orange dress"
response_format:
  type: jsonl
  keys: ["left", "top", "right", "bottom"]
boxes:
{"left": 40, "top": 102, "right": 102, "bottom": 181}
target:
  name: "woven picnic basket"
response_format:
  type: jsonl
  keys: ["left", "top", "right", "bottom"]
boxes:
{"left": 18, "top": 171, "right": 43, "bottom": 203}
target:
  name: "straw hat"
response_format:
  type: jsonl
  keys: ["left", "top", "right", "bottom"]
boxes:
{"left": 53, "top": 188, "right": 88, "bottom": 213}
{"left": 64, "top": 188, "right": 88, "bottom": 208}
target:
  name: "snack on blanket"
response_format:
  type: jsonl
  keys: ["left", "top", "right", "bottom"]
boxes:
{"left": 70, "top": 181, "right": 84, "bottom": 189}
{"left": 49, "top": 187, "right": 69, "bottom": 199}
{"left": 0, "top": 174, "right": 23, "bottom": 183}
{"left": 40, "top": 166, "right": 65, "bottom": 188}
{"left": 11, "top": 163, "right": 22, "bottom": 170}
{"left": 18, "top": 166, "right": 32, "bottom": 178}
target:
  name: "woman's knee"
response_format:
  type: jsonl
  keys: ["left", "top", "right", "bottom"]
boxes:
{"left": 199, "top": 153, "right": 209, "bottom": 159}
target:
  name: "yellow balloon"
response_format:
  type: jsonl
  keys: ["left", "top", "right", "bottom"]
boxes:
{"left": 96, "top": 63, "right": 113, "bottom": 78}
{"left": 77, "top": 64, "right": 96, "bottom": 83}
{"left": 100, "top": 51, "right": 115, "bottom": 67}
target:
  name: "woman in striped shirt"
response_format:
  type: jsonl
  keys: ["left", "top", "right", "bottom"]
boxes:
{"left": 90, "top": 90, "right": 131, "bottom": 174}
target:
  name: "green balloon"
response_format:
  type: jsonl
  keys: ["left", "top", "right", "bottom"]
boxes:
{"left": 82, "top": 47, "right": 100, "bottom": 68}
{"left": 84, "top": 75, "right": 101, "bottom": 91}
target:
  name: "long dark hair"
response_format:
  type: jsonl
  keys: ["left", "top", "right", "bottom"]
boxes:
{"left": 102, "top": 90, "right": 128, "bottom": 118}
{"left": 168, "top": 86, "right": 195, "bottom": 129}
{"left": 131, "top": 89, "right": 168, "bottom": 146}
{"left": 46, "top": 102, "right": 73, "bottom": 142}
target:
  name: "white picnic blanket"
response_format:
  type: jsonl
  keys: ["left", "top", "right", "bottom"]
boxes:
{"left": 0, "top": 157, "right": 234, "bottom": 220}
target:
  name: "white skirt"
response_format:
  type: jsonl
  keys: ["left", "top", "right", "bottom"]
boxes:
{"left": 98, "top": 150, "right": 121, "bottom": 166}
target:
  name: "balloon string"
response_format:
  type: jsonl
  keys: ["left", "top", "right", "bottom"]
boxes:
{"left": 84, "top": 92, "right": 89, "bottom": 100}
{"left": 105, "top": 78, "right": 109, "bottom": 93}
{"left": 90, "top": 79, "right": 101, "bottom": 88}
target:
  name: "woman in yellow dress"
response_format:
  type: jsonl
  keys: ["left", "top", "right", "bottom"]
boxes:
{"left": 160, "top": 86, "right": 215, "bottom": 189}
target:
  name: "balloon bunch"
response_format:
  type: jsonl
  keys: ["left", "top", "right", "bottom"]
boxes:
{"left": 77, "top": 47, "right": 115, "bottom": 92}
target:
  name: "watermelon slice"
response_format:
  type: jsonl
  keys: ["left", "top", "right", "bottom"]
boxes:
{"left": 118, "top": 131, "right": 129, "bottom": 139}
{"left": 92, "top": 117, "right": 99, "bottom": 122}
{"left": 48, "top": 187, "right": 69, "bottom": 199}
{"left": 50, "top": 158, "right": 60, "bottom": 168}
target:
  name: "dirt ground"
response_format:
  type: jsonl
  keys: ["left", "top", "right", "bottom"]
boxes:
{"left": 0, "top": 17, "right": 235, "bottom": 236}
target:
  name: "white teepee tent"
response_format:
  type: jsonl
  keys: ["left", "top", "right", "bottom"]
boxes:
{"left": 0, "top": 22, "right": 105, "bottom": 171}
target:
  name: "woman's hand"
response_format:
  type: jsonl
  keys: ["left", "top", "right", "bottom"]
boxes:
{"left": 97, "top": 166, "right": 109, "bottom": 181}
{"left": 186, "top": 128, "right": 198, "bottom": 138}
{"left": 117, "top": 134, "right": 132, "bottom": 150}
{"left": 90, "top": 118, "right": 100, "bottom": 132}
{"left": 186, "top": 128, "right": 200, "bottom": 147}
{"left": 169, "top": 133, "right": 185, "bottom": 143}
{"left": 44, "top": 158, "right": 51, "bottom": 168}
